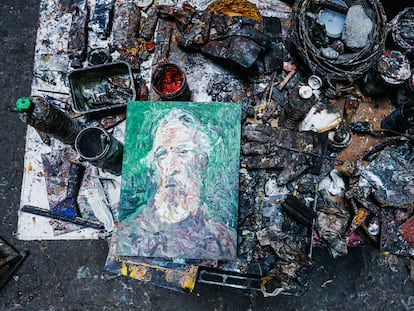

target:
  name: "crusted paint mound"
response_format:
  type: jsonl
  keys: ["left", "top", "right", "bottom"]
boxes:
{"left": 206, "top": 0, "right": 262, "bottom": 22}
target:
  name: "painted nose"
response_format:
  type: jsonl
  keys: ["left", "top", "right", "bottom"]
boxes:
{"left": 159, "top": 150, "right": 181, "bottom": 174}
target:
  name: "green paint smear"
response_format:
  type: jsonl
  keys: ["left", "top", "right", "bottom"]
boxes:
{"left": 119, "top": 101, "right": 241, "bottom": 230}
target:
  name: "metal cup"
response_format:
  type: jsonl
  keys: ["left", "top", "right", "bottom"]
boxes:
{"left": 75, "top": 127, "right": 124, "bottom": 175}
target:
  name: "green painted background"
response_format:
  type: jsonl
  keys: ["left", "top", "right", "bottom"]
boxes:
{"left": 119, "top": 101, "right": 241, "bottom": 230}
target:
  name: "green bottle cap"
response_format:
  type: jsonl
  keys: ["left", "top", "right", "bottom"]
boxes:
{"left": 15, "top": 97, "right": 32, "bottom": 112}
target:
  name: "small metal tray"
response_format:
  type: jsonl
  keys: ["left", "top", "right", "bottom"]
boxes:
{"left": 68, "top": 61, "right": 136, "bottom": 114}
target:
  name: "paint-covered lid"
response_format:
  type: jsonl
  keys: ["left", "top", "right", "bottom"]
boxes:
{"left": 299, "top": 85, "right": 313, "bottom": 99}
{"left": 378, "top": 50, "right": 411, "bottom": 84}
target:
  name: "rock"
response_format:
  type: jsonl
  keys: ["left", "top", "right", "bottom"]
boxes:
{"left": 342, "top": 5, "right": 373, "bottom": 49}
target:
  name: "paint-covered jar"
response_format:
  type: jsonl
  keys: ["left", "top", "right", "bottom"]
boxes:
{"left": 152, "top": 63, "right": 191, "bottom": 101}
{"left": 278, "top": 85, "right": 315, "bottom": 130}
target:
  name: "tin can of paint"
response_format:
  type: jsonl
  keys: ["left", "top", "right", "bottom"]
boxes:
{"left": 152, "top": 63, "right": 191, "bottom": 101}
{"left": 74, "top": 127, "right": 124, "bottom": 175}
{"left": 361, "top": 50, "right": 411, "bottom": 97}
{"left": 14, "top": 96, "right": 81, "bottom": 145}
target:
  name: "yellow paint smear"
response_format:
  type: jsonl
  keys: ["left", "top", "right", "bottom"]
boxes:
{"left": 120, "top": 261, "right": 128, "bottom": 276}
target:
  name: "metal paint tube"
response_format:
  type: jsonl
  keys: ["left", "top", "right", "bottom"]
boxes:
{"left": 67, "top": 0, "right": 88, "bottom": 68}
{"left": 152, "top": 63, "right": 191, "bottom": 101}
{"left": 74, "top": 127, "right": 123, "bottom": 175}
{"left": 89, "top": 0, "right": 115, "bottom": 39}
{"left": 14, "top": 96, "right": 80, "bottom": 145}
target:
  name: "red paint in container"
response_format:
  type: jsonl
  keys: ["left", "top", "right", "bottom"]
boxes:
{"left": 152, "top": 63, "right": 191, "bottom": 101}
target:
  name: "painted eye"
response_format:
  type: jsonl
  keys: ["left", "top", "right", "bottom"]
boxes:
{"left": 177, "top": 148, "right": 193, "bottom": 156}
{"left": 155, "top": 148, "right": 167, "bottom": 159}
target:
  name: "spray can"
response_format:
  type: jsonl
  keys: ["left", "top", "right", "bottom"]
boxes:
{"left": 13, "top": 96, "right": 81, "bottom": 145}
{"left": 74, "top": 127, "right": 124, "bottom": 175}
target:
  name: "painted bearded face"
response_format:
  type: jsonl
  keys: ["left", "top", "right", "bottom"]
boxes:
{"left": 151, "top": 116, "right": 208, "bottom": 223}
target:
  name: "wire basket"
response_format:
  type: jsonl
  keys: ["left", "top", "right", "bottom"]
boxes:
{"left": 291, "top": 0, "right": 387, "bottom": 96}
{"left": 390, "top": 7, "right": 414, "bottom": 55}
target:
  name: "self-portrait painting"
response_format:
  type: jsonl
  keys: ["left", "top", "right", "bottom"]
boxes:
{"left": 114, "top": 101, "right": 241, "bottom": 260}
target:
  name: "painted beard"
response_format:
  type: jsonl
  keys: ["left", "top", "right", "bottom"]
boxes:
{"left": 153, "top": 181, "right": 200, "bottom": 224}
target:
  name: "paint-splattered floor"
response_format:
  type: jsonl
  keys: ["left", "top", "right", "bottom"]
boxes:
{"left": 0, "top": 1, "right": 413, "bottom": 310}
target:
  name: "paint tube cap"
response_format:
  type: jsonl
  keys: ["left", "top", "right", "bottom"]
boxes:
{"left": 14, "top": 97, "right": 32, "bottom": 112}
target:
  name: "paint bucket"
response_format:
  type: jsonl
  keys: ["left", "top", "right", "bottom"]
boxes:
{"left": 390, "top": 7, "right": 414, "bottom": 54}
{"left": 74, "top": 127, "right": 124, "bottom": 175}
{"left": 152, "top": 63, "right": 191, "bottom": 101}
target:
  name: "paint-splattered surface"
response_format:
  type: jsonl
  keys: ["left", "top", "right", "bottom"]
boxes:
{"left": 16, "top": 0, "right": 125, "bottom": 240}
{"left": 2, "top": 0, "right": 414, "bottom": 309}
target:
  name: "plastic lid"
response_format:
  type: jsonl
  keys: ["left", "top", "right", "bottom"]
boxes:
{"left": 15, "top": 97, "right": 32, "bottom": 112}
{"left": 308, "top": 75, "right": 323, "bottom": 90}
{"left": 319, "top": 9, "right": 346, "bottom": 39}
{"left": 299, "top": 85, "right": 313, "bottom": 99}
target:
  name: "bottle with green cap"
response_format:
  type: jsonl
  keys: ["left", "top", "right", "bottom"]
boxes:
{"left": 13, "top": 96, "right": 81, "bottom": 145}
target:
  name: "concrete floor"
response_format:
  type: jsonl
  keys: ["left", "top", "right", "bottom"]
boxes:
{"left": 1, "top": 1, "right": 414, "bottom": 310}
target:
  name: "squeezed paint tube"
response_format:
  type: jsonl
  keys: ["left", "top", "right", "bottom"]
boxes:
{"left": 13, "top": 96, "right": 80, "bottom": 145}
{"left": 68, "top": 0, "right": 88, "bottom": 68}
{"left": 89, "top": 0, "right": 115, "bottom": 39}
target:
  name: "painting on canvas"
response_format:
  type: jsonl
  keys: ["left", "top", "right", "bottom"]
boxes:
{"left": 114, "top": 101, "right": 241, "bottom": 260}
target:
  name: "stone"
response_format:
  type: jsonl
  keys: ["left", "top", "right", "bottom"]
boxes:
{"left": 342, "top": 5, "right": 373, "bottom": 49}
